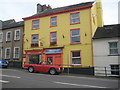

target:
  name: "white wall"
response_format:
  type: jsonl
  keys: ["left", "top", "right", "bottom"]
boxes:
{"left": 93, "top": 37, "right": 120, "bottom": 76}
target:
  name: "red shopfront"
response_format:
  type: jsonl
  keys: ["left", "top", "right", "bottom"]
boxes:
{"left": 25, "top": 47, "right": 63, "bottom": 65}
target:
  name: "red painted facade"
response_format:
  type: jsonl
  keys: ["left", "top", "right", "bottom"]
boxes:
{"left": 25, "top": 47, "right": 63, "bottom": 65}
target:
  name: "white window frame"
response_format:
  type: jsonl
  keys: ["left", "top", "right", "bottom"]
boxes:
{"left": 71, "top": 51, "right": 81, "bottom": 65}
{"left": 70, "top": 13, "right": 80, "bottom": 24}
{"left": 71, "top": 29, "right": 80, "bottom": 43}
{"left": 109, "top": 42, "right": 118, "bottom": 55}
{"left": 5, "top": 47, "right": 11, "bottom": 59}
{"left": 32, "top": 20, "right": 39, "bottom": 29}
{"left": 110, "top": 64, "right": 120, "bottom": 75}
{"left": 50, "top": 32, "right": 57, "bottom": 42}
{"left": 6, "top": 31, "right": 12, "bottom": 41}
{"left": 0, "top": 48, "right": 2, "bottom": 59}
{"left": 14, "top": 29, "right": 20, "bottom": 40}
{"left": 32, "top": 34, "right": 39, "bottom": 44}
{"left": 0, "top": 32, "right": 3, "bottom": 42}
{"left": 51, "top": 17, "right": 57, "bottom": 26}
{"left": 13, "top": 47, "right": 20, "bottom": 58}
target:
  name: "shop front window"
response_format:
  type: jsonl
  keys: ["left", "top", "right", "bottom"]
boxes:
{"left": 28, "top": 55, "right": 41, "bottom": 64}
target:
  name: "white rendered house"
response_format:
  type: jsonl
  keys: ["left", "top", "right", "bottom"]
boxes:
{"left": 93, "top": 24, "right": 120, "bottom": 76}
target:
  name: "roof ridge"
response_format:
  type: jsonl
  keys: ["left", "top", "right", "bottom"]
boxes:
{"left": 23, "top": 1, "right": 94, "bottom": 20}
{"left": 93, "top": 24, "right": 120, "bottom": 39}
{"left": 104, "top": 24, "right": 120, "bottom": 26}
{"left": 52, "top": 1, "right": 94, "bottom": 10}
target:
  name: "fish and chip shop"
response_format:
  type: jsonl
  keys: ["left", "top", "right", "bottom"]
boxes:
{"left": 24, "top": 48, "right": 63, "bottom": 65}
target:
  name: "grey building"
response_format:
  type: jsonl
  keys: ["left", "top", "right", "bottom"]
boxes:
{"left": 0, "top": 20, "right": 2, "bottom": 59}
{"left": 0, "top": 19, "right": 24, "bottom": 68}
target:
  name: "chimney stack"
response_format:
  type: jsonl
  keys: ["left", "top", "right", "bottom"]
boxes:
{"left": 37, "top": 4, "right": 42, "bottom": 13}
{"left": 37, "top": 3, "right": 52, "bottom": 13}
{"left": 0, "top": 20, "right": 2, "bottom": 30}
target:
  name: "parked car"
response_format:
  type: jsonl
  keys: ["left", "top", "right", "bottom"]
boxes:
{"left": 0, "top": 60, "right": 8, "bottom": 68}
{"left": 23, "top": 61, "right": 64, "bottom": 75}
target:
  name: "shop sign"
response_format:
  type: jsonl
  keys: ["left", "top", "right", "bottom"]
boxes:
{"left": 27, "top": 51, "right": 42, "bottom": 54}
{"left": 46, "top": 49, "right": 62, "bottom": 54}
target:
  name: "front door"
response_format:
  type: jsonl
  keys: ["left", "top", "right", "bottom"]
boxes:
{"left": 46, "top": 54, "right": 62, "bottom": 65}
{"left": 47, "top": 57, "right": 53, "bottom": 65}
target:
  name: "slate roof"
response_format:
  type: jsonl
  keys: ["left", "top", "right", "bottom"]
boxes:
{"left": 93, "top": 24, "right": 120, "bottom": 39}
{"left": 1, "top": 19, "right": 24, "bottom": 30}
{"left": 24, "top": 1, "right": 94, "bottom": 20}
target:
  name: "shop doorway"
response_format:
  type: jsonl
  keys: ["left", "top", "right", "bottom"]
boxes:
{"left": 47, "top": 57, "right": 53, "bottom": 65}
{"left": 46, "top": 54, "right": 62, "bottom": 65}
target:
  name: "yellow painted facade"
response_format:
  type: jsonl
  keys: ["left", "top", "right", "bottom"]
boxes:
{"left": 23, "top": 0, "right": 103, "bottom": 67}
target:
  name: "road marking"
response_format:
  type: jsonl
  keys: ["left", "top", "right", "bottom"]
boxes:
{"left": 0, "top": 74, "right": 21, "bottom": 78}
{"left": 0, "top": 80, "right": 9, "bottom": 83}
{"left": 54, "top": 81, "right": 108, "bottom": 88}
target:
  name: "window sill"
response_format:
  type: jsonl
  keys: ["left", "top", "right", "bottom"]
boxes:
{"left": 50, "top": 25, "right": 57, "bottom": 28}
{"left": 108, "top": 54, "right": 120, "bottom": 56}
{"left": 31, "top": 43, "right": 39, "bottom": 47}
{"left": 5, "top": 58, "right": 10, "bottom": 60}
{"left": 71, "top": 64, "right": 82, "bottom": 66}
{"left": 70, "top": 43, "right": 81, "bottom": 45}
{"left": 32, "top": 28, "right": 40, "bottom": 30}
{"left": 14, "top": 39, "right": 20, "bottom": 41}
{"left": 70, "top": 22, "right": 80, "bottom": 25}
{"left": 6, "top": 41, "right": 11, "bottom": 42}
{"left": 31, "top": 46, "right": 39, "bottom": 48}
{"left": 13, "top": 58, "right": 19, "bottom": 60}
{"left": 50, "top": 44, "right": 58, "bottom": 46}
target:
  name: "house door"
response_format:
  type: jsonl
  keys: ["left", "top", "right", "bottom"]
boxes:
{"left": 47, "top": 57, "right": 53, "bottom": 65}
{"left": 46, "top": 54, "right": 62, "bottom": 65}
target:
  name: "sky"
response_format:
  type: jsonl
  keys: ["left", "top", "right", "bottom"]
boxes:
{"left": 0, "top": 0, "right": 119, "bottom": 25}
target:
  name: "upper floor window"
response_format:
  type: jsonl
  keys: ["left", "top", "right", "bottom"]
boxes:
{"left": 31, "top": 34, "right": 39, "bottom": 47}
{"left": 70, "top": 29, "right": 80, "bottom": 44}
{"left": 70, "top": 12, "right": 80, "bottom": 24}
{"left": 14, "top": 30, "right": 20, "bottom": 40}
{"left": 109, "top": 42, "right": 118, "bottom": 55}
{"left": 50, "top": 32, "right": 57, "bottom": 46}
{"left": 32, "top": 20, "right": 39, "bottom": 29}
{"left": 32, "top": 34, "right": 39, "bottom": 44}
{"left": 5, "top": 48, "right": 11, "bottom": 59}
{"left": 14, "top": 47, "right": 20, "bottom": 58}
{"left": 50, "top": 17, "right": 57, "bottom": 27}
{"left": 0, "top": 32, "right": 3, "bottom": 42}
{"left": 71, "top": 51, "right": 81, "bottom": 65}
{"left": 6, "top": 31, "right": 11, "bottom": 41}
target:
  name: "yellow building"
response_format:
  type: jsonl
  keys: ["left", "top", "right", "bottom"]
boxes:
{"left": 22, "top": 0, "right": 103, "bottom": 69}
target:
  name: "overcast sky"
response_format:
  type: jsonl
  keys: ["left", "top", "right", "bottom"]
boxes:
{"left": 0, "top": 0, "right": 119, "bottom": 25}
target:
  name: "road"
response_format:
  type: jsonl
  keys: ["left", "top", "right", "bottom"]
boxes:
{"left": 0, "top": 68, "right": 119, "bottom": 89}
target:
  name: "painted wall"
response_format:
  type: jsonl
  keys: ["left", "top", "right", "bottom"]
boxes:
{"left": 93, "top": 38, "right": 120, "bottom": 76}
{"left": 23, "top": 1, "right": 103, "bottom": 67}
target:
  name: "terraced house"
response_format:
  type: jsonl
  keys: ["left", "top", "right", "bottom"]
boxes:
{"left": 0, "top": 19, "right": 24, "bottom": 68}
{"left": 23, "top": 0, "right": 103, "bottom": 73}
